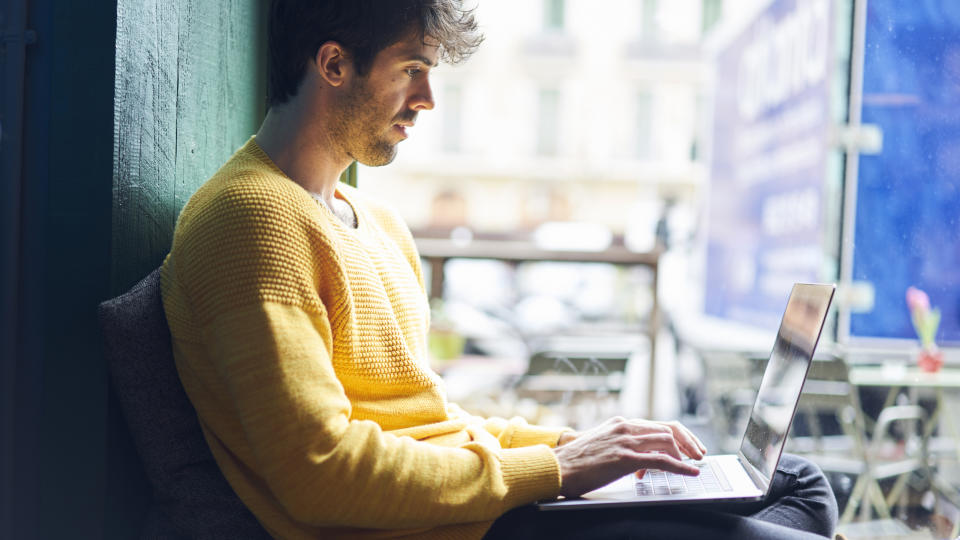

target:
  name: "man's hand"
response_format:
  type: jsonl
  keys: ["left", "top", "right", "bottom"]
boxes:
{"left": 557, "top": 430, "right": 578, "bottom": 446}
{"left": 551, "top": 417, "right": 707, "bottom": 498}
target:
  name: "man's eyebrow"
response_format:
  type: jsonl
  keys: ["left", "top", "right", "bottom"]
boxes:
{"left": 404, "top": 54, "right": 437, "bottom": 67}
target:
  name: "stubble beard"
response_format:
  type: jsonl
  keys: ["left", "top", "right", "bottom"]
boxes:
{"left": 331, "top": 77, "right": 399, "bottom": 167}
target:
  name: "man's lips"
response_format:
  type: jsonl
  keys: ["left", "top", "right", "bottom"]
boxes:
{"left": 393, "top": 122, "right": 414, "bottom": 138}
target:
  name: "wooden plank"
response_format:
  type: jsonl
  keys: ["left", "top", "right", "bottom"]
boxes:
{"left": 112, "top": 0, "right": 181, "bottom": 293}
{"left": 112, "top": 0, "right": 264, "bottom": 294}
{"left": 108, "top": 1, "right": 265, "bottom": 537}
{"left": 173, "top": 0, "right": 265, "bottom": 216}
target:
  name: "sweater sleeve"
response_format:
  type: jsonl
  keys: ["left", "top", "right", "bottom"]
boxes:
{"left": 176, "top": 181, "right": 561, "bottom": 529}
{"left": 446, "top": 403, "right": 572, "bottom": 449}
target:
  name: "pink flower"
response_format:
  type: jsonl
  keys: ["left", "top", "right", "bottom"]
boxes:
{"left": 906, "top": 286, "right": 930, "bottom": 314}
{"left": 906, "top": 286, "right": 940, "bottom": 349}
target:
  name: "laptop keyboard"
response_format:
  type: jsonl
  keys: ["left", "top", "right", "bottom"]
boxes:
{"left": 635, "top": 460, "right": 733, "bottom": 496}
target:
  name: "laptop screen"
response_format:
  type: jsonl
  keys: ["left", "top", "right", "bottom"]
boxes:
{"left": 738, "top": 283, "right": 835, "bottom": 490}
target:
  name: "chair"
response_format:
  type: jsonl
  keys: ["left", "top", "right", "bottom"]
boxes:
{"left": 792, "top": 356, "right": 870, "bottom": 457}
{"left": 98, "top": 267, "right": 270, "bottom": 539}
{"left": 790, "top": 357, "right": 929, "bottom": 523}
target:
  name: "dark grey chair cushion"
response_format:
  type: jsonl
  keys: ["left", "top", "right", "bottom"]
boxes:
{"left": 99, "top": 267, "right": 270, "bottom": 539}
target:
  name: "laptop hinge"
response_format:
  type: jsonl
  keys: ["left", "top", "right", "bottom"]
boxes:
{"left": 737, "top": 452, "right": 771, "bottom": 494}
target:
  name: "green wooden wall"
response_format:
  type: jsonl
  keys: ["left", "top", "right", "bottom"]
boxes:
{"left": 8, "top": 1, "right": 265, "bottom": 538}
{"left": 112, "top": 0, "right": 267, "bottom": 293}
{"left": 108, "top": 1, "right": 266, "bottom": 537}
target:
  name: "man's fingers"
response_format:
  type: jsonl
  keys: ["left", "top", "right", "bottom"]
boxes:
{"left": 615, "top": 419, "right": 671, "bottom": 437}
{"left": 639, "top": 453, "right": 700, "bottom": 476}
{"left": 627, "top": 433, "right": 684, "bottom": 460}
{"left": 694, "top": 432, "right": 707, "bottom": 452}
{"left": 664, "top": 421, "right": 707, "bottom": 459}
{"left": 554, "top": 417, "right": 708, "bottom": 498}
{"left": 619, "top": 419, "right": 707, "bottom": 457}
{"left": 667, "top": 426, "right": 699, "bottom": 459}
{"left": 617, "top": 422, "right": 704, "bottom": 461}
{"left": 680, "top": 424, "right": 708, "bottom": 453}
{"left": 678, "top": 430, "right": 705, "bottom": 459}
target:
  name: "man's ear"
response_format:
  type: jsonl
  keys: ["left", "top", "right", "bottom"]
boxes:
{"left": 315, "top": 41, "right": 351, "bottom": 87}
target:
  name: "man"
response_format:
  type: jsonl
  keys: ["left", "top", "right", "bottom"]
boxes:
{"left": 161, "top": 1, "right": 838, "bottom": 538}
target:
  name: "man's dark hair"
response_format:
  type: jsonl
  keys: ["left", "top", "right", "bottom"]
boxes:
{"left": 267, "top": 0, "right": 483, "bottom": 108}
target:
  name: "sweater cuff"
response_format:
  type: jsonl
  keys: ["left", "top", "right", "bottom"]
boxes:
{"left": 509, "top": 424, "right": 573, "bottom": 449}
{"left": 500, "top": 445, "right": 562, "bottom": 509}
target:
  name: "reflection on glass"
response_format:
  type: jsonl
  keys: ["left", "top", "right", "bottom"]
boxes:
{"left": 853, "top": 0, "right": 960, "bottom": 342}
{"left": 740, "top": 283, "right": 834, "bottom": 482}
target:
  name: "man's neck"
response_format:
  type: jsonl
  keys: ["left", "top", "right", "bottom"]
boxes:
{"left": 254, "top": 101, "right": 352, "bottom": 206}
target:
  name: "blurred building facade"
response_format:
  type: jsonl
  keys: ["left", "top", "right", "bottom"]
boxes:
{"left": 360, "top": 0, "right": 741, "bottom": 247}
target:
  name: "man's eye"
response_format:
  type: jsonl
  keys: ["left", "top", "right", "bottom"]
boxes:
{"left": 405, "top": 67, "right": 421, "bottom": 77}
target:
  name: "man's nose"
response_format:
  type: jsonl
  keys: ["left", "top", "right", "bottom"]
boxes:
{"left": 410, "top": 79, "right": 434, "bottom": 111}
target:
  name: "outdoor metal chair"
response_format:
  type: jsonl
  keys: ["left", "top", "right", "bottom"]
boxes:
{"left": 790, "top": 357, "right": 929, "bottom": 523}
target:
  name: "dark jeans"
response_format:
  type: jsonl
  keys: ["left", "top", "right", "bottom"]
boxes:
{"left": 484, "top": 454, "right": 838, "bottom": 540}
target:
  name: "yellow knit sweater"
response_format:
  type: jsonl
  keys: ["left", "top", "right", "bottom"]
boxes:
{"left": 161, "top": 138, "right": 565, "bottom": 539}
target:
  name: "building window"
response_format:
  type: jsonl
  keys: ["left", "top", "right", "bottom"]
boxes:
{"left": 641, "top": 0, "right": 659, "bottom": 42}
{"left": 442, "top": 84, "right": 463, "bottom": 153}
{"left": 702, "top": 0, "right": 723, "bottom": 35}
{"left": 537, "top": 88, "right": 560, "bottom": 156}
{"left": 544, "top": 0, "right": 565, "bottom": 31}
{"left": 636, "top": 90, "right": 653, "bottom": 159}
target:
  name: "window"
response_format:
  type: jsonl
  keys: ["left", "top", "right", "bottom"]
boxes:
{"left": 537, "top": 88, "right": 560, "bottom": 156}
{"left": 641, "top": 0, "right": 659, "bottom": 42}
{"left": 355, "top": 3, "right": 960, "bottom": 532}
{"left": 442, "top": 84, "right": 462, "bottom": 154}
{"left": 544, "top": 0, "right": 565, "bottom": 31}
{"left": 690, "top": 93, "right": 708, "bottom": 162}
{"left": 636, "top": 90, "right": 653, "bottom": 159}
{"left": 701, "top": 0, "right": 723, "bottom": 35}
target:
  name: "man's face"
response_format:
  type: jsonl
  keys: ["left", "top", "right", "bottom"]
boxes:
{"left": 331, "top": 34, "right": 439, "bottom": 166}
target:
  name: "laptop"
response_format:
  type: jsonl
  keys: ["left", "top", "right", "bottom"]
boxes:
{"left": 537, "top": 282, "right": 836, "bottom": 510}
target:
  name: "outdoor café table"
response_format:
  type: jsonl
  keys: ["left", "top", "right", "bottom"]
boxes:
{"left": 847, "top": 364, "right": 960, "bottom": 496}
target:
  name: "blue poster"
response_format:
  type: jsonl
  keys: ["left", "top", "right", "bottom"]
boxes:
{"left": 706, "top": 0, "right": 834, "bottom": 330}
{"left": 851, "top": 0, "right": 960, "bottom": 342}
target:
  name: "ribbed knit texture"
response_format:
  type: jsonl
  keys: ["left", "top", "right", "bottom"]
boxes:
{"left": 161, "top": 138, "right": 565, "bottom": 539}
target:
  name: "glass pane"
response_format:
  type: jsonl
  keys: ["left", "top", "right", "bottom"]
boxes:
{"left": 850, "top": 0, "right": 960, "bottom": 342}
{"left": 702, "top": 0, "right": 723, "bottom": 34}
{"left": 442, "top": 84, "right": 462, "bottom": 153}
{"left": 537, "top": 88, "right": 560, "bottom": 156}
{"left": 636, "top": 90, "right": 653, "bottom": 159}
{"left": 642, "top": 0, "right": 659, "bottom": 40}
{"left": 545, "top": 0, "right": 565, "bottom": 30}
